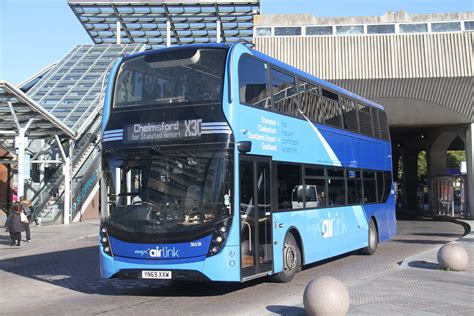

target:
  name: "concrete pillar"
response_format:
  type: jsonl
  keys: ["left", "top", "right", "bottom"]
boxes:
{"left": 166, "top": 20, "right": 171, "bottom": 47}
{"left": 63, "top": 157, "right": 71, "bottom": 225}
{"left": 392, "top": 144, "right": 401, "bottom": 183}
{"left": 39, "top": 140, "right": 45, "bottom": 184}
{"left": 55, "top": 136, "right": 72, "bottom": 225}
{"left": 430, "top": 149, "right": 447, "bottom": 176}
{"left": 403, "top": 151, "right": 419, "bottom": 211}
{"left": 115, "top": 167, "right": 121, "bottom": 205}
{"left": 126, "top": 169, "right": 131, "bottom": 205}
{"left": 116, "top": 21, "right": 121, "bottom": 45}
{"left": 15, "top": 132, "right": 27, "bottom": 198}
{"left": 216, "top": 19, "right": 221, "bottom": 43}
{"left": 466, "top": 123, "right": 474, "bottom": 219}
{"left": 6, "top": 164, "right": 11, "bottom": 211}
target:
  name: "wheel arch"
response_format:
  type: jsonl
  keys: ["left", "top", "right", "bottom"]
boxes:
{"left": 286, "top": 226, "right": 305, "bottom": 265}
{"left": 370, "top": 215, "right": 380, "bottom": 242}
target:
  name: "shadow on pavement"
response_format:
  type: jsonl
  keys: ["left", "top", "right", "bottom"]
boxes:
{"left": 0, "top": 246, "right": 261, "bottom": 296}
{"left": 390, "top": 239, "right": 450, "bottom": 245}
{"left": 412, "top": 232, "right": 464, "bottom": 238}
{"left": 266, "top": 305, "right": 306, "bottom": 316}
{"left": 407, "top": 260, "right": 440, "bottom": 270}
{"left": 0, "top": 235, "right": 13, "bottom": 244}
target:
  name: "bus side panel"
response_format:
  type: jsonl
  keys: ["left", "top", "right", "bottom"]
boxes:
{"left": 273, "top": 205, "right": 369, "bottom": 270}
{"left": 272, "top": 211, "right": 306, "bottom": 273}
{"left": 362, "top": 197, "right": 397, "bottom": 242}
{"left": 225, "top": 45, "right": 390, "bottom": 174}
{"left": 318, "top": 127, "right": 390, "bottom": 171}
{"left": 223, "top": 46, "right": 340, "bottom": 167}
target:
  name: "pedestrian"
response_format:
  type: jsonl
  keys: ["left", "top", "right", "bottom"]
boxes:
{"left": 11, "top": 188, "right": 18, "bottom": 203}
{"left": 20, "top": 197, "right": 33, "bottom": 242}
{"left": 4, "top": 202, "right": 26, "bottom": 246}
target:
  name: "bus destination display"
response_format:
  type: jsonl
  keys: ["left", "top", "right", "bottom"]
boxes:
{"left": 124, "top": 119, "right": 202, "bottom": 143}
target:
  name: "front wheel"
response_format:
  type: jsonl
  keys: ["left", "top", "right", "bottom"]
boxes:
{"left": 360, "top": 219, "right": 378, "bottom": 255}
{"left": 272, "top": 233, "right": 300, "bottom": 283}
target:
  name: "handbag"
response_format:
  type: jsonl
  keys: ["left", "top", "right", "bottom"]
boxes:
{"left": 20, "top": 212, "right": 29, "bottom": 223}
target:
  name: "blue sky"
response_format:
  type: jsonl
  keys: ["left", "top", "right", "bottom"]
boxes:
{"left": 1, "top": 0, "right": 473, "bottom": 84}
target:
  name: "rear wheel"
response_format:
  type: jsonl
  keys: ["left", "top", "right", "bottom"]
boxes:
{"left": 361, "top": 219, "right": 378, "bottom": 255}
{"left": 272, "top": 233, "right": 300, "bottom": 283}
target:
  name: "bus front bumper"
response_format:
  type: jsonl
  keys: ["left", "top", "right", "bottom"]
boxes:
{"left": 99, "top": 244, "right": 241, "bottom": 282}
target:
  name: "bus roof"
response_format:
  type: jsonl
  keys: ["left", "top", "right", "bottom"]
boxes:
{"left": 119, "top": 42, "right": 384, "bottom": 111}
{"left": 121, "top": 43, "right": 230, "bottom": 62}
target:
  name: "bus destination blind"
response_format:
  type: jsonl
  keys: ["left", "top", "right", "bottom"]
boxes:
{"left": 124, "top": 119, "right": 202, "bottom": 143}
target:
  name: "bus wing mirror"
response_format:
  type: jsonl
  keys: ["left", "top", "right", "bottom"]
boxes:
{"left": 237, "top": 141, "right": 252, "bottom": 153}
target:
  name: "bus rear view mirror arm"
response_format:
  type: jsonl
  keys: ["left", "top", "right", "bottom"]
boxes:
{"left": 237, "top": 141, "right": 252, "bottom": 153}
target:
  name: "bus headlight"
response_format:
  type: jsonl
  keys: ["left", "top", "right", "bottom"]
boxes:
{"left": 100, "top": 225, "right": 113, "bottom": 257}
{"left": 207, "top": 217, "right": 232, "bottom": 257}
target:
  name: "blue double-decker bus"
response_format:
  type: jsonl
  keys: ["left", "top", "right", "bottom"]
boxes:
{"left": 99, "top": 43, "right": 396, "bottom": 282}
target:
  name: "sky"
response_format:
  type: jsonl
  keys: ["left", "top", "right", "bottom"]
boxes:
{"left": 1, "top": 0, "right": 473, "bottom": 85}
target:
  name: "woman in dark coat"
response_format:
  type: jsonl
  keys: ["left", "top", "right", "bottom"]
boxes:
{"left": 5, "top": 202, "right": 25, "bottom": 246}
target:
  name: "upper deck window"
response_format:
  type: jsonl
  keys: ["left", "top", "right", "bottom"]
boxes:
{"left": 357, "top": 103, "right": 373, "bottom": 137}
{"left": 239, "top": 55, "right": 271, "bottom": 108}
{"left": 271, "top": 68, "right": 298, "bottom": 116}
{"left": 299, "top": 80, "right": 322, "bottom": 123}
{"left": 113, "top": 47, "right": 227, "bottom": 108}
{"left": 340, "top": 96, "right": 358, "bottom": 133}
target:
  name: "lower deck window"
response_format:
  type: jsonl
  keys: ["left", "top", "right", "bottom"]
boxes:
{"left": 274, "top": 163, "right": 391, "bottom": 211}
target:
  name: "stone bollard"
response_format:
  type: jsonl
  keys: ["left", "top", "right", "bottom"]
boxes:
{"left": 303, "top": 276, "right": 350, "bottom": 316}
{"left": 437, "top": 244, "right": 469, "bottom": 271}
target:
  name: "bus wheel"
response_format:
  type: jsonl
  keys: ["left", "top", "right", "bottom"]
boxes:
{"left": 273, "top": 233, "right": 300, "bottom": 283}
{"left": 361, "top": 219, "right": 378, "bottom": 255}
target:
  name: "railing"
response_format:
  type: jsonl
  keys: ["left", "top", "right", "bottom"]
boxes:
{"left": 31, "top": 118, "right": 101, "bottom": 222}
{"left": 70, "top": 142, "right": 101, "bottom": 221}
{"left": 430, "top": 175, "right": 468, "bottom": 218}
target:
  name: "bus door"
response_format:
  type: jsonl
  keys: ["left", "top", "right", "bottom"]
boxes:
{"left": 239, "top": 156, "right": 273, "bottom": 279}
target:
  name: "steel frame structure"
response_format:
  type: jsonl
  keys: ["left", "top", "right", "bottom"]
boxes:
{"left": 68, "top": 0, "right": 260, "bottom": 48}
{"left": 26, "top": 44, "right": 144, "bottom": 132}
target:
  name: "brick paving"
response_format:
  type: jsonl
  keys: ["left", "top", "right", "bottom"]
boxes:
{"left": 0, "top": 218, "right": 472, "bottom": 315}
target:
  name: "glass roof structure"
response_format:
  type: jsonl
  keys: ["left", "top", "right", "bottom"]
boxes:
{"left": 18, "top": 63, "right": 56, "bottom": 94}
{"left": 0, "top": 81, "right": 75, "bottom": 140}
{"left": 68, "top": 0, "right": 260, "bottom": 47}
{"left": 26, "top": 44, "right": 145, "bottom": 132}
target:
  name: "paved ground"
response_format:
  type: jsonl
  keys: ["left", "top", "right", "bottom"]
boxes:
{"left": 0, "top": 217, "right": 472, "bottom": 315}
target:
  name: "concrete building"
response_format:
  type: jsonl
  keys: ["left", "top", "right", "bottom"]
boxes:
{"left": 253, "top": 11, "right": 474, "bottom": 218}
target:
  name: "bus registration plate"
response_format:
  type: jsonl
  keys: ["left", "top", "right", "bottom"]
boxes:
{"left": 141, "top": 271, "right": 172, "bottom": 279}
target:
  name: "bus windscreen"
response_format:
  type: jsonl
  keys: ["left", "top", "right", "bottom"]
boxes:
{"left": 113, "top": 48, "right": 228, "bottom": 108}
{"left": 102, "top": 146, "right": 232, "bottom": 241}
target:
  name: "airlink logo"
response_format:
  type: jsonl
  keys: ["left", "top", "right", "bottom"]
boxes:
{"left": 134, "top": 246, "right": 180, "bottom": 258}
